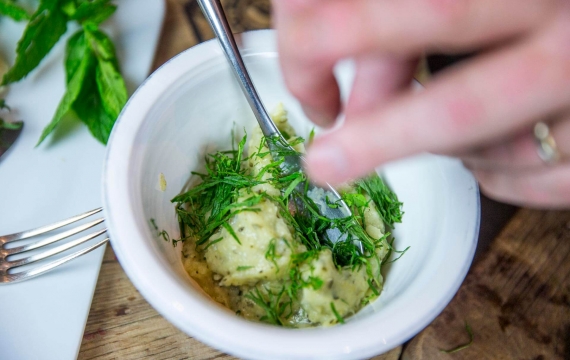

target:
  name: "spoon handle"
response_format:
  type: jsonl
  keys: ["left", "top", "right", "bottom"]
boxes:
{"left": 197, "top": 1, "right": 361, "bottom": 251}
{"left": 197, "top": 0, "right": 281, "bottom": 139}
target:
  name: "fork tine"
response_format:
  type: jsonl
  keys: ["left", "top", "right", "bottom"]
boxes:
{"left": 0, "top": 208, "right": 102, "bottom": 243}
{"left": 3, "top": 218, "right": 104, "bottom": 255}
{"left": 1, "top": 238, "right": 109, "bottom": 284}
{"left": 6, "top": 229, "right": 107, "bottom": 269}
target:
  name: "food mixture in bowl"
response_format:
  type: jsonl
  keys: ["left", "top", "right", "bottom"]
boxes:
{"left": 172, "top": 105, "right": 404, "bottom": 327}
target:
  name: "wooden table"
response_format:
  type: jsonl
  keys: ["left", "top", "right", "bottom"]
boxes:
{"left": 78, "top": 1, "right": 570, "bottom": 359}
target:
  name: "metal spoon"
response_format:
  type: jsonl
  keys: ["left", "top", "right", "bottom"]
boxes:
{"left": 197, "top": 0, "right": 361, "bottom": 249}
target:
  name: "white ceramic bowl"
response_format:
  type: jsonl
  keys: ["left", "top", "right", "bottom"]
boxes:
{"left": 103, "top": 30, "right": 480, "bottom": 360}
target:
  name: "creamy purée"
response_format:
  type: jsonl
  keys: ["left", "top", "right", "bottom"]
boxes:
{"left": 179, "top": 105, "right": 395, "bottom": 327}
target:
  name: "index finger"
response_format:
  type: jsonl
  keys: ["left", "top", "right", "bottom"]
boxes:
{"left": 273, "top": 0, "right": 558, "bottom": 127}
{"left": 304, "top": 18, "right": 570, "bottom": 184}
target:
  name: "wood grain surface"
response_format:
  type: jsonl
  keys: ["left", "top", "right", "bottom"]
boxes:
{"left": 403, "top": 209, "right": 570, "bottom": 360}
{"left": 78, "top": 1, "right": 570, "bottom": 359}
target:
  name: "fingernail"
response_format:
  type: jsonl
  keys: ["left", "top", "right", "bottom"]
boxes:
{"left": 306, "top": 144, "right": 349, "bottom": 185}
{"left": 302, "top": 104, "right": 337, "bottom": 128}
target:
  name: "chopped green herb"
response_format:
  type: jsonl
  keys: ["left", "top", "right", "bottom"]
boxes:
{"left": 150, "top": 218, "right": 158, "bottom": 231}
{"left": 236, "top": 266, "right": 253, "bottom": 271}
{"left": 281, "top": 172, "right": 305, "bottom": 199}
{"left": 174, "top": 129, "right": 407, "bottom": 327}
{"left": 307, "top": 127, "right": 315, "bottom": 146}
{"left": 172, "top": 133, "right": 268, "bottom": 249}
{"left": 265, "top": 238, "right": 280, "bottom": 272}
{"left": 222, "top": 222, "right": 241, "bottom": 245}
{"left": 342, "top": 193, "right": 368, "bottom": 208}
{"left": 325, "top": 195, "right": 340, "bottom": 209}
{"left": 202, "top": 237, "right": 223, "bottom": 251}
{"left": 149, "top": 218, "right": 181, "bottom": 247}
{"left": 367, "top": 278, "right": 380, "bottom": 296}
{"left": 355, "top": 173, "right": 403, "bottom": 229}
{"left": 244, "top": 287, "right": 287, "bottom": 326}
{"left": 159, "top": 229, "right": 170, "bottom": 243}
{"left": 330, "top": 302, "right": 345, "bottom": 324}
{"left": 307, "top": 276, "right": 323, "bottom": 290}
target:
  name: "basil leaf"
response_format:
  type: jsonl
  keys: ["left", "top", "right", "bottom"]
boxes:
{"left": 86, "top": 29, "right": 126, "bottom": 120}
{"left": 65, "top": 30, "right": 87, "bottom": 83}
{"left": 0, "top": 0, "right": 30, "bottom": 21}
{"left": 64, "top": 30, "right": 114, "bottom": 143}
{"left": 72, "top": 65, "right": 114, "bottom": 144}
{"left": 95, "top": 59, "right": 126, "bottom": 119}
{"left": 71, "top": 0, "right": 116, "bottom": 25}
{"left": 85, "top": 27, "right": 118, "bottom": 64}
{"left": 64, "top": 27, "right": 126, "bottom": 144}
{"left": 36, "top": 36, "right": 92, "bottom": 146}
{"left": 2, "top": 0, "right": 68, "bottom": 85}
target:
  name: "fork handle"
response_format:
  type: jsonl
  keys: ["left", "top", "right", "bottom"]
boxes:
{"left": 197, "top": 0, "right": 281, "bottom": 139}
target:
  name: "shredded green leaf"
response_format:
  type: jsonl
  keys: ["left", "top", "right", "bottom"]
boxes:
{"left": 330, "top": 302, "right": 345, "bottom": 324}
{"left": 173, "top": 129, "right": 407, "bottom": 326}
{"left": 307, "top": 127, "right": 315, "bottom": 146}
{"left": 236, "top": 266, "right": 253, "bottom": 271}
{"left": 265, "top": 238, "right": 280, "bottom": 271}
{"left": 244, "top": 287, "right": 287, "bottom": 326}
{"left": 355, "top": 174, "right": 403, "bottom": 229}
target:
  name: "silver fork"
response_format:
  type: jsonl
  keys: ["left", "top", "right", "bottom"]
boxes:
{"left": 0, "top": 208, "right": 108, "bottom": 284}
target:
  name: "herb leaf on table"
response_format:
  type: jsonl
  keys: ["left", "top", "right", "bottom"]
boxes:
{"left": 67, "top": 0, "right": 116, "bottom": 25}
{"left": 0, "top": 0, "right": 30, "bottom": 21}
{"left": 1, "top": 0, "right": 68, "bottom": 85}
{"left": 87, "top": 28, "right": 127, "bottom": 122}
{"left": 72, "top": 58, "right": 116, "bottom": 144}
{"left": 37, "top": 34, "right": 91, "bottom": 145}
{"left": 1, "top": 0, "right": 127, "bottom": 145}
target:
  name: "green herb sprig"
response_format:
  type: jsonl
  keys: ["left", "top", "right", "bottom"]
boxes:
{"left": 1, "top": 0, "right": 126, "bottom": 145}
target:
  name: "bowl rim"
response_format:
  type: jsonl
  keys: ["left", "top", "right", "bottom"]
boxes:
{"left": 103, "top": 29, "right": 481, "bottom": 360}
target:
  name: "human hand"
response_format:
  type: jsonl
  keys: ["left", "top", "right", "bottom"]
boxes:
{"left": 273, "top": 0, "right": 570, "bottom": 208}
